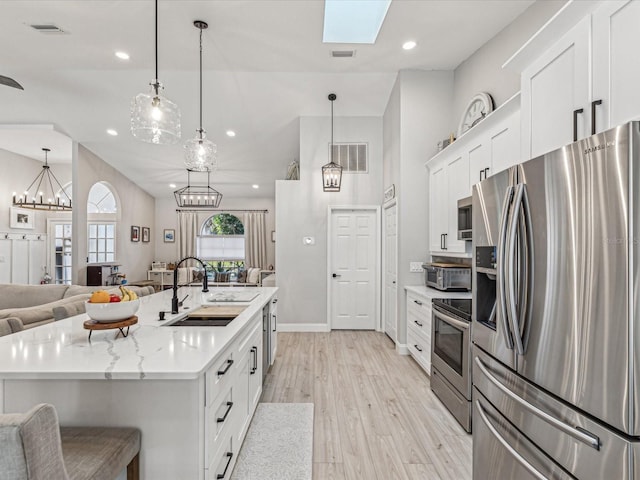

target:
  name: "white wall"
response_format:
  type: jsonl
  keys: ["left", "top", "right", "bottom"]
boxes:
{"left": 452, "top": 1, "right": 564, "bottom": 124}
{"left": 73, "top": 144, "right": 155, "bottom": 285}
{"left": 276, "top": 116, "right": 383, "bottom": 328}
{"left": 383, "top": 70, "right": 454, "bottom": 346}
{"left": 153, "top": 196, "right": 276, "bottom": 268}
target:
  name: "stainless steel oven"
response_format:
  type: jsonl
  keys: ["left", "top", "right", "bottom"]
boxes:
{"left": 431, "top": 298, "right": 472, "bottom": 432}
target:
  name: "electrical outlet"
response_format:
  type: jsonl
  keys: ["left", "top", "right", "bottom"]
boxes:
{"left": 409, "top": 262, "right": 423, "bottom": 273}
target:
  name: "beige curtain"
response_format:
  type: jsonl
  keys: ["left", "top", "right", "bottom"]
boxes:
{"left": 178, "top": 212, "right": 198, "bottom": 264}
{"left": 244, "top": 212, "right": 267, "bottom": 269}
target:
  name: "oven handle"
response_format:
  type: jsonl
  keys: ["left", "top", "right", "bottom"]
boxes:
{"left": 433, "top": 308, "right": 469, "bottom": 330}
{"left": 475, "top": 399, "right": 547, "bottom": 480}
{"left": 475, "top": 357, "right": 600, "bottom": 450}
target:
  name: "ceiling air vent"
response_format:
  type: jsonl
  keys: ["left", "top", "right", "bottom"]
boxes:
{"left": 331, "top": 50, "right": 355, "bottom": 58}
{"left": 330, "top": 143, "right": 368, "bottom": 173}
{"left": 30, "top": 24, "right": 66, "bottom": 34}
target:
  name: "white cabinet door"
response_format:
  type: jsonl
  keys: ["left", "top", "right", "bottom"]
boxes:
{"left": 429, "top": 164, "right": 447, "bottom": 253}
{"left": 592, "top": 0, "right": 640, "bottom": 133}
{"left": 270, "top": 297, "right": 277, "bottom": 365}
{"left": 521, "top": 17, "right": 590, "bottom": 158}
{"left": 489, "top": 108, "right": 521, "bottom": 176}
{"left": 467, "top": 140, "right": 489, "bottom": 189}
{"left": 445, "top": 154, "right": 470, "bottom": 253}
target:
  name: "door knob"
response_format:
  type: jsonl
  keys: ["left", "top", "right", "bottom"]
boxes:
{"left": 332, "top": 273, "right": 341, "bottom": 278}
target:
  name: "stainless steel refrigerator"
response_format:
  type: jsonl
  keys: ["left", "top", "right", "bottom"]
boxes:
{"left": 471, "top": 121, "right": 640, "bottom": 479}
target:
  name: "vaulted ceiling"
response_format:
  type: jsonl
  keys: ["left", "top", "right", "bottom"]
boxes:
{"left": 0, "top": 0, "right": 534, "bottom": 199}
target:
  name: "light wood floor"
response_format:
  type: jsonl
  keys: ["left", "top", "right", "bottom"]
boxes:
{"left": 261, "top": 331, "right": 472, "bottom": 480}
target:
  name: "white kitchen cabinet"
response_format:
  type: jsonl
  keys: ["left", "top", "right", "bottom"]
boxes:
{"left": 521, "top": 17, "right": 590, "bottom": 158}
{"left": 592, "top": 0, "right": 640, "bottom": 134}
{"left": 426, "top": 93, "right": 520, "bottom": 257}
{"left": 520, "top": 0, "right": 640, "bottom": 158}
{"left": 235, "top": 321, "right": 262, "bottom": 444}
{"left": 406, "top": 292, "right": 434, "bottom": 374}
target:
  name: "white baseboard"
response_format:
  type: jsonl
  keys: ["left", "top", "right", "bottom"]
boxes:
{"left": 396, "top": 343, "right": 409, "bottom": 355}
{"left": 277, "top": 323, "right": 331, "bottom": 332}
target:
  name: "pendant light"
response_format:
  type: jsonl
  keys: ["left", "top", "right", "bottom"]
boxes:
{"left": 130, "top": 0, "right": 181, "bottom": 144}
{"left": 184, "top": 20, "right": 216, "bottom": 172}
{"left": 174, "top": 169, "right": 222, "bottom": 208}
{"left": 12, "top": 148, "right": 72, "bottom": 211}
{"left": 322, "top": 93, "right": 342, "bottom": 192}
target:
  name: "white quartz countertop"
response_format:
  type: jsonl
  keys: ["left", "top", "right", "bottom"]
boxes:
{"left": 0, "top": 287, "right": 277, "bottom": 381}
{"left": 404, "top": 285, "right": 471, "bottom": 300}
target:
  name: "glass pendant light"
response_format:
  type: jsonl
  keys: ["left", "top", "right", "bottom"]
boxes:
{"left": 184, "top": 20, "right": 216, "bottom": 172}
{"left": 322, "top": 93, "right": 343, "bottom": 192}
{"left": 130, "top": 0, "right": 181, "bottom": 144}
{"left": 174, "top": 169, "right": 222, "bottom": 208}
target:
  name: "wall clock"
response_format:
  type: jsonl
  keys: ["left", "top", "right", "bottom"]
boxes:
{"left": 458, "top": 92, "right": 494, "bottom": 137}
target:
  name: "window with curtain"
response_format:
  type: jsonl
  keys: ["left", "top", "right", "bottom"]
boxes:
{"left": 197, "top": 213, "right": 245, "bottom": 280}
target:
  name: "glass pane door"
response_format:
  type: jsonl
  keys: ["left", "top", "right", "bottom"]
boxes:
{"left": 53, "top": 223, "right": 72, "bottom": 285}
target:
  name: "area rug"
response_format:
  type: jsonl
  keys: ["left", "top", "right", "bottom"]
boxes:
{"left": 231, "top": 403, "right": 314, "bottom": 480}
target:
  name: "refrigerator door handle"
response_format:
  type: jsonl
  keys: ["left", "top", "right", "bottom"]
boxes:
{"left": 507, "top": 184, "right": 526, "bottom": 355}
{"left": 519, "top": 185, "right": 535, "bottom": 351}
{"left": 475, "top": 399, "right": 548, "bottom": 480}
{"left": 497, "top": 185, "right": 515, "bottom": 350}
{"left": 475, "top": 357, "right": 601, "bottom": 450}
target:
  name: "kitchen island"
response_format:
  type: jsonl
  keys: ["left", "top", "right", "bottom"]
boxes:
{"left": 0, "top": 286, "right": 277, "bottom": 479}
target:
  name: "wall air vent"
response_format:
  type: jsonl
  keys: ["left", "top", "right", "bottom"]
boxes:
{"left": 330, "top": 143, "right": 368, "bottom": 173}
{"left": 331, "top": 50, "right": 355, "bottom": 58}
{"left": 30, "top": 24, "right": 66, "bottom": 34}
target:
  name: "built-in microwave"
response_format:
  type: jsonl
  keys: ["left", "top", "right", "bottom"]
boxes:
{"left": 457, "top": 196, "right": 472, "bottom": 241}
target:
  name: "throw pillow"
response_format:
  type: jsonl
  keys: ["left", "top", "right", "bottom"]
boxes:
{"left": 247, "top": 267, "right": 261, "bottom": 285}
{"left": 237, "top": 270, "right": 247, "bottom": 283}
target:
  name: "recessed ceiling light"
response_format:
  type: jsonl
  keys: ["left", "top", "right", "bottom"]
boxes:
{"left": 252, "top": 184, "right": 259, "bottom": 189}
{"left": 106, "top": 129, "right": 118, "bottom": 136}
{"left": 115, "top": 51, "right": 130, "bottom": 60}
{"left": 169, "top": 183, "right": 176, "bottom": 188}
{"left": 402, "top": 41, "right": 417, "bottom": 50}
{"left": 226, "top": 130, "right": 236, "bottom": 137}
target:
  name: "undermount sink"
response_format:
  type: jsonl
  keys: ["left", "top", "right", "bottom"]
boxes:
{"left": 168, "top": 316, "right": 236, "bottom": 327}
{"left": 162, "top": 305, "right": 247, "bottom": 327}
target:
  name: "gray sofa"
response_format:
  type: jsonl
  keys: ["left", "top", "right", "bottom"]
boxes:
{"left": 0, "top": 284, "right": 155, "bottom": 332}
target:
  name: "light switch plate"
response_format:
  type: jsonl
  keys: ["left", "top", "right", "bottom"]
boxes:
{"left": 409, "top": 262, "right": 423, "bottom": 273}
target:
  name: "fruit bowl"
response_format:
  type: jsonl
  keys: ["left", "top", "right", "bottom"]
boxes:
{"left": 85, "top": 299, "right": 140, "bottom": 323}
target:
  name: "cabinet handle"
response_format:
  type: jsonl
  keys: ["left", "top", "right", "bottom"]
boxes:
{"left": 250, "top": 347, "right": 257, "bottom": 374}
{"left": 272, "top": 314, "right": 277, "bottom": 332}
{"left": 216, "top": 402, "right": 234, "bottom": 423}
{"left": 573, "top": 108, "right": 584, "bottom": 142}
{"left": 443, "top": 233, "right": 448, "bottom": 250}
{"left": 591, "top": 99, "right": 602, "bottom": 135}
{"left": 484, "top": 167, "right": 490, "bottom": 178}
{"left": 440, "top": 233, "right": 444, "bottom": 250}
{"left": 414, "top": 320, "right": 423, "bottom": 327}
{"left": 216, "top": 452, "right": 233, "bottom": 479}
{"left": 414, "top": 344, "right": 423, "bottom": 352}
{"left": 217, "top": 359, "right": 234, "bottom": 376}
{"left": 413, "top": 299, "right": 423, "bottom": 306}
{"left": 480, "top": 169, "right": 484, "bottom": 181}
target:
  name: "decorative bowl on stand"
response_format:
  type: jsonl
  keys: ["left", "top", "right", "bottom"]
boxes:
{"left": 85, "top": 299, "right": 140, "bottom": 323}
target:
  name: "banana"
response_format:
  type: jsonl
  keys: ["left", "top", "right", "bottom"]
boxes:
{"left": 125, "top": 287, "right": 137, "bottom": 300}
{"left": 119, "top": 285, "right": 130, "bottom": 302}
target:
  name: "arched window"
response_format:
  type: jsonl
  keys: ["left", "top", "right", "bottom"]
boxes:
{"left": 197, "top": 213, "right": 245, "bottom": 280}
{"left": 87, "top": 182, "right": 117, "bottom": 264}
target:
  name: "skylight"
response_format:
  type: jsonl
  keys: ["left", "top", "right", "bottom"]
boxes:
{"left": 323, "top": 0, "right": 392, "bottom": 44}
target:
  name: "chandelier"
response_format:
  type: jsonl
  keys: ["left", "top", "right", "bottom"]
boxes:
{"left": 322, "top": 93, "right": 342, "bottom": 192}
{"left": 174, "top": 169, "right": 222, "bottom": 208}
{"left": 184, "top": 20, "right": 216, "bottom": 172}
{"left": 130, "top": 0, "right": 181, "bottom": 144}
{"left": 13, "top": 148, "right": 72, "bottom": 211}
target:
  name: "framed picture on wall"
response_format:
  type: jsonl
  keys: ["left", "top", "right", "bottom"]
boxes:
{"left": 10, "top": 207, "right": 34, "bottom": 229}
{"left": 131, "top": 226, "right": 140, "bottom": 242}
{"left": 142, "top": 227, "right": 150, "bottom": 243}
{"left": 163, "top": 229, "right": 175, "bottom": 243}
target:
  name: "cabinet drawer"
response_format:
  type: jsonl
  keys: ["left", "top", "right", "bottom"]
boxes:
{"left": 407, "top": 294, "right": 431, "bottom": 316}
{"left": 407, "top": 308, "right": 430, "bottom": 337}
{"left": 407, "top": 323, "right": 431, "bottom": 374}
{"left": 205, "top": 348, "right": 235, "bottom": 407}
{"left": 206, "top": 383, "right": 236, "bottom": 467}
{"left": 207, "top": 430, "right": 235, "bottom": 480}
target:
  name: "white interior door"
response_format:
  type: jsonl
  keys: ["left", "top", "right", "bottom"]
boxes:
{"left": 329, "top": 208, "right": 378, "bottom": 330}
{"left": 383, "top": 202, "right": 397, "bottom": 341}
